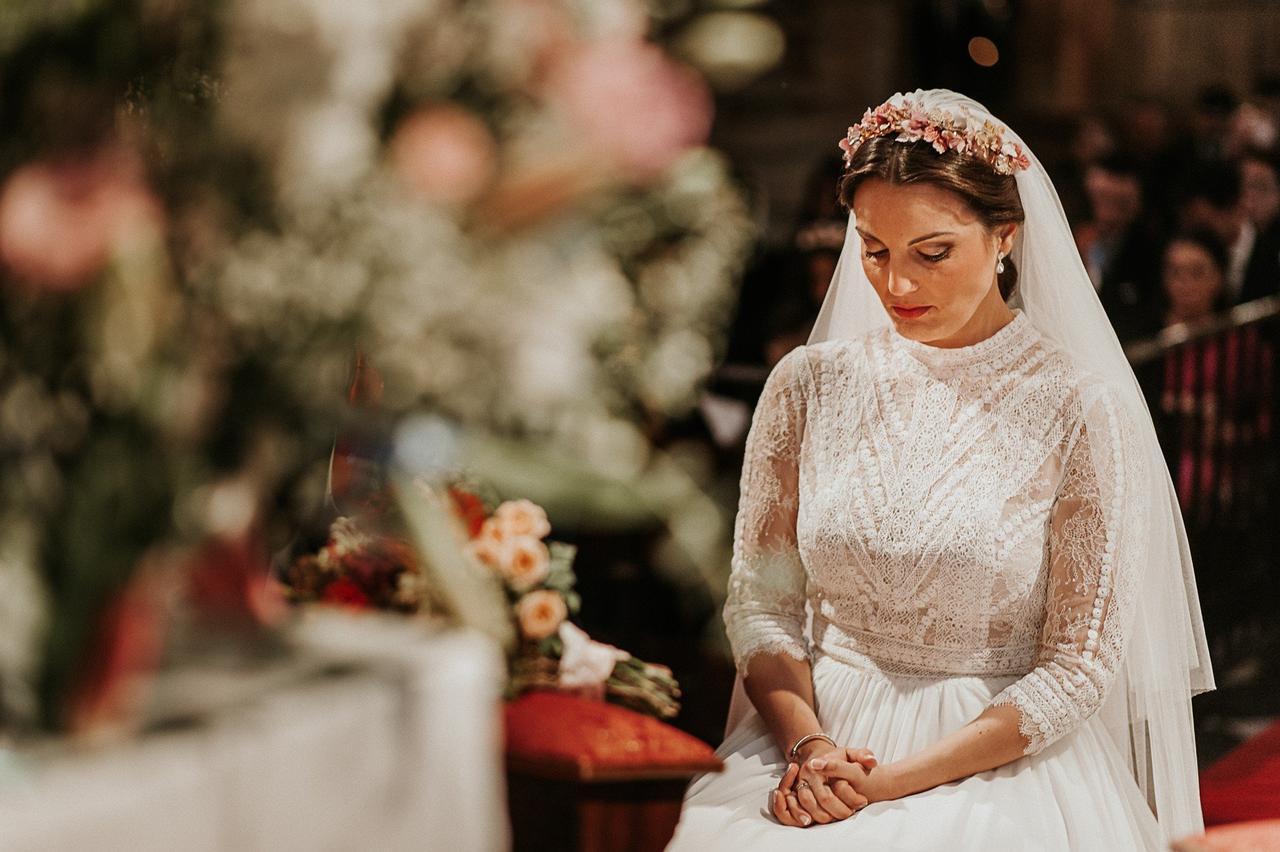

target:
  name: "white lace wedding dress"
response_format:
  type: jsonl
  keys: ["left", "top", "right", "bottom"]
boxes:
{"left": 666, "top": 309, "right": 1167, "bottom": 851}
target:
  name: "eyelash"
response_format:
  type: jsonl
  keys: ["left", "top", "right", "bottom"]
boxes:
{"left": 863, "top": 248, "right": 951, "bottom": 263}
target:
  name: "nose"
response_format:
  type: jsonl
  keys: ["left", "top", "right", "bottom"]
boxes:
{"left": 886, "top": 264, "right": 918, "bottom": 297}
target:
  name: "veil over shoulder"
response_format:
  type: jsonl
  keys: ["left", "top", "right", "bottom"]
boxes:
{"left": 722, "top": 88, "right": 1215, "bottom": 842}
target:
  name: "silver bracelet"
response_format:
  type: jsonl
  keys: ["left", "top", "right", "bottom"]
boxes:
{"left": 788, "top": 731, "right": 836, "bottom": 762}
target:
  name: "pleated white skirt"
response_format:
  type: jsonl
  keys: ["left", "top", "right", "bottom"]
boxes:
{"left": 666, "top": 649, "right": 1166, "bottom": 851}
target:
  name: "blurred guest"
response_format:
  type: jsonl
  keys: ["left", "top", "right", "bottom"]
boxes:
{"left": 762, "top": 154, "right": 848, "bottom": 364}
{"left": 1074, "top": 152, "right": 1164, "bottom": 340}
{"left": 763, "top": 239, "right": 838, "bottom": 365}
{"left": 793, "top": 218, "right": 843, "bottom": 304}
{"left": 1180, "top": 162, "right": 1280, "bottom": 305}
{"left": 1189, "top": 84, "right": 1239, "bottom": 166}
{"left": 1156, "top": 228, "right": 1273, "bottom": 517}
{"left": 1229, "top": 102, "right": 1279, "bottom": 160}
{"left": 1251, "top": 75, "right": 1280, "bottom": 139}
{"left": 1053, "top": 111, "right": 1116, "bottom": 228}
{"left": 1161, "top": 228, "right": 1230, "bottom": 327}
{"left": 1119, "top": 95, "right": 1182, "bottom": 235}
{"left": 796, "top": 151, "right": 846, "bottom": 225}
{"left": 1240, "top": 145, "right": 1280, "bottom": 229}
{"left": 1237, "top": 146, "right": 1280, "bottom": 306}
{"left": 723, "top": 245, "right": 803, "bottom": 367}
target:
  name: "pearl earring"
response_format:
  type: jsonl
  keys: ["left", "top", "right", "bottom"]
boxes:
{"left": 996, "top": 255, "right": 1005, "bottom": 274}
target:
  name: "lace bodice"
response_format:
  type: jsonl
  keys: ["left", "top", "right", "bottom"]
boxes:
{"left": 723, "top": 309, "right": 1148, "bottom": 755}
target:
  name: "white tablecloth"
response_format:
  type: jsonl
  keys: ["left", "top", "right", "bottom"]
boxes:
{"left": 0, "top": 614, "right": 510, "bottom": 852}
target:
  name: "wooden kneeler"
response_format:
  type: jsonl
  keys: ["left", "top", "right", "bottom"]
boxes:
{"left": 504, "top": 690, "right": 724, "bottom": 852}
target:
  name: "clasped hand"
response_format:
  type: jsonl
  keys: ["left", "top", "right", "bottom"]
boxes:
{"left": 771, "top": 745, "right": 889, "bottom": 828}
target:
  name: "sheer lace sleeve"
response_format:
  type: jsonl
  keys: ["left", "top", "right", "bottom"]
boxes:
{"left": 987, "top": 382, "right": 1147, "bottom": 755}
{"left": 722, "top": 346, "right": 811, "bottom": 675}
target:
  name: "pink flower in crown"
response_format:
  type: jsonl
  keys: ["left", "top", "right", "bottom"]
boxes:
{"left": 905, "top": 107, "right": 932, "bottom": 134}
{"left": 924, "top": 125, "right": 947, "bottom": 152}
{"left": 940, "top": 129, "right": 968, "bottom": 154}
{"left": 873, "top": 103, "right": 902, "bottom": 134}
{"left": 838, "top": 95, "right": 1030, "bottom": 175}
{"left": 1002, "top": 140, "right": 1030, "bottom": 166}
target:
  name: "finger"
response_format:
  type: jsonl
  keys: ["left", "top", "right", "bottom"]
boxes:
{"left": 846, "top": 747, "right": 878, "bottom": 769}
{"left": 796, "top": 784, "right": 835, "bottom": 824}
{"left": 829, "top": 778, "right": 868, "bottom": 811}
{"left": 813, "top": 781, "right": 854, "bottom": 819}
{"left": 777, "top": 761, "right": 799, "bottom": 792}
{"left": 809, "top": 757, "right": 865, "bottom": 784}
{"left": 772, "top": 789, "right": 799, "bottom": 827}
{"left": 785, "top": 792, "right": 811, "bottom": 827}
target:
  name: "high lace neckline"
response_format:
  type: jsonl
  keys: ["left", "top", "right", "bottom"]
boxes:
{"left": 891, "top": 308, "right": 1035, "bottom": 368}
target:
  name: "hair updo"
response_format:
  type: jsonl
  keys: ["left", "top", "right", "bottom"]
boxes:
{"left": 836, "top": 136, "right": 1025, "bottom": 302}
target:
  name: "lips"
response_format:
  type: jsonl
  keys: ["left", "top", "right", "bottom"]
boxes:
{"left": 891, "top": 305, "right": 932, "bottom": 318}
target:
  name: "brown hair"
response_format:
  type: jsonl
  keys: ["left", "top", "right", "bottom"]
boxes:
{"left": 837, "top": 136, "right": 1025, "bottom": 301}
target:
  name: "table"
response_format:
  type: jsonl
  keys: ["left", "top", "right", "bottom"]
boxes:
{"left": 0, "top": 613, "right": 510, "bottom": 852}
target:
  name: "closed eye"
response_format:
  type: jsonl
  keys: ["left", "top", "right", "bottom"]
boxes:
{"left": 921, "top": 249, "right": 951, "bottom": 262}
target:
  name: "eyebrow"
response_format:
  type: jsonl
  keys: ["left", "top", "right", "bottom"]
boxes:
{"left": 856, "top": 228, "right": 956, "bottom": 245}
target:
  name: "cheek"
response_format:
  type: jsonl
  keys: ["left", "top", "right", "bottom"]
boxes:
{"left": 1194, "top": 275, "right": 1223, "bottom": 299}
{"left": 933, "top": 254, "right": 991, "bottom": 304}
{"left": 861, "top": 257, "right": 888, "bottom": 290}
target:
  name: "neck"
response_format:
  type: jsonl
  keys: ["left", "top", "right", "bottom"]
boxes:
{"left": 927, "top": 291, "right": 1015, "bottom": 349}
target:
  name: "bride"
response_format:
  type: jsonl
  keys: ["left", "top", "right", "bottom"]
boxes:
{"left": 666, "top": 89, "right": 1215, "bottom": 851}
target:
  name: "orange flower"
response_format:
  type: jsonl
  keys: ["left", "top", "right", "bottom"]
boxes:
{"left": 475, "top": 515, "right": 507, "bottom": 545}
{"left": 467, "top": 536, "right": 506, "bottom": 572}
{"left": 504, "top": 535, "right": 551, "bottom": 591}
{"left": 516, "top": 589, "right": 567, "bottom": 640}
{"left": 388, "top": 104, "right": 497, "bottom": 205}
{"left": 494, "top": 499, "right": 551, "bottom": 539}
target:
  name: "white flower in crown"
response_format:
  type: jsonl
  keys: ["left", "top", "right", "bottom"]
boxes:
{"left": 838, "top": 95, "right": 1030, "bottom": 176}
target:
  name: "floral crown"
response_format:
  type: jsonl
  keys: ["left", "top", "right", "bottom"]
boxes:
{"left": 838, "top": 96, "right": 1032, "bottom": 176}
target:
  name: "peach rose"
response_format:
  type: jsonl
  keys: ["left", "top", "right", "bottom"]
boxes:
{"left": 503, "top": 535, "right": 550, "bottom": 591}
{"left": 475, "top": 516, "right": 507, "bottom": 545}
{"left": 388, "top": 104, "right": 498, "bottom": 206}
{"left": 0, "top": 146, "right": 162, "bottom": 289}
{"left": 516, "top": 589, "right": 567, "bottom": 640}
{"left": 494, "top": 499, "right": 551, "bottom": 539}
{"left": 467, "top": 536, "right": 507, "bottom": 572}
{"left": 543, "top": 37, "right": 712, "bottom": 182}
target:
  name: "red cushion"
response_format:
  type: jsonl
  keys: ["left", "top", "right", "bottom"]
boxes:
{"left": 1172, "top": 819, "right": 1280, "bottom": 851}
{"left": 503, "top": 690, "right": 724, "bottom": 782}
{"left": 1201, "top": 720, "right": 1280, "bottom": 826}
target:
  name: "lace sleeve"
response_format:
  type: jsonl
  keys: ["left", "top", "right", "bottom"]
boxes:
{"left": 987, "top": 383, "right": 1147, "bottom": 755}
{"left": 722, "top": 346, "right": 811, "bottom": 675}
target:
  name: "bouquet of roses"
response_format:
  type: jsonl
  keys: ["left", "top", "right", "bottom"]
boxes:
{"left": 281, "top": 483, "right": 681, "bottom": 719}
{"left": 278, "top": 516, "right": 426, "bottom": 614}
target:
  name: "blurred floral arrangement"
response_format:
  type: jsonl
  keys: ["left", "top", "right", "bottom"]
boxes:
{"left": 0, "top": 0, "right": 767, "bottom": 735}
{"left": 282, "top": 483, "right": 680, "bottom": 718}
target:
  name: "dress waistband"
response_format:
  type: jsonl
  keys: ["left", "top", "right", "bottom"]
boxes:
{"left": 811, "top": 615, "right": 1036, "bottom": 678}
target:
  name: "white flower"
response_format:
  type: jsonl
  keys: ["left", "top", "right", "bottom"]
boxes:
{"left": 556, "top": 620, "right": 630, "bottom": 700}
